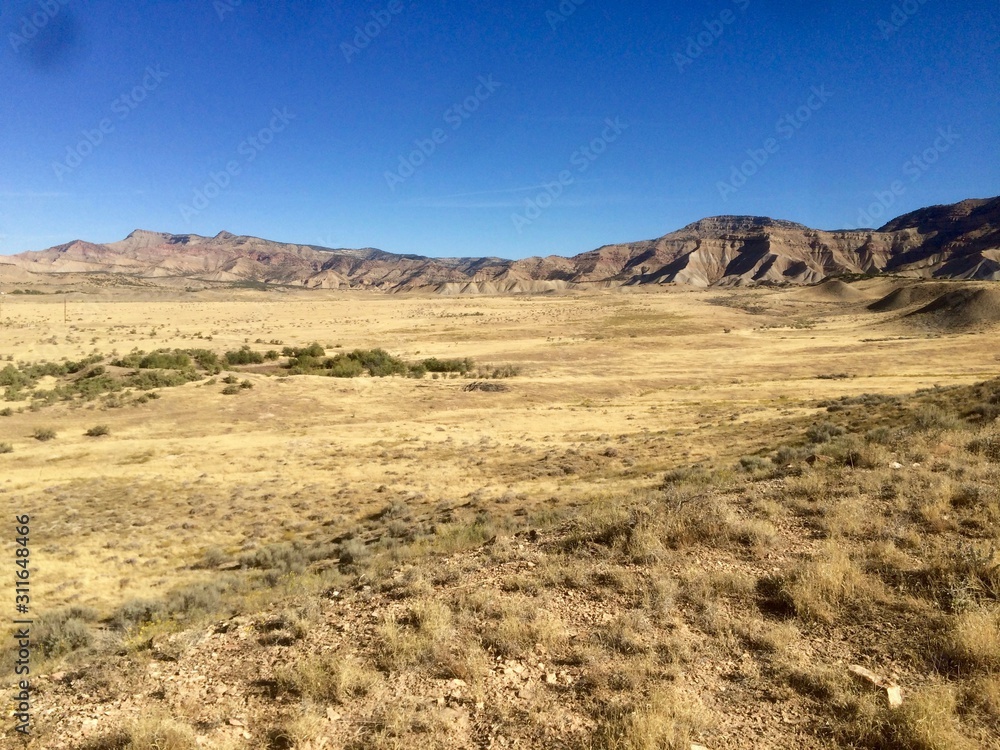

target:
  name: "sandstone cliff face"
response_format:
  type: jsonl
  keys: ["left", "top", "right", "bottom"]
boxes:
{"left": 5, "top": 197, "right": 999, "bottom": 291}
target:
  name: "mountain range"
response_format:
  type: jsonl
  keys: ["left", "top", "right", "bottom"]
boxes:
{"left": 2, "top": 196, "right": 998, "bottom": 293}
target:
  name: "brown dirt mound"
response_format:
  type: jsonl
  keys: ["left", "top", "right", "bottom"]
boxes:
{"left": 867, "top": 282, "right": 957, "bottom": 312}
{"left": 789, "top": 279, "right": 868, "bottom": 302}
{"left": 905, "top": 288, "right": 1000, "bottom": 329}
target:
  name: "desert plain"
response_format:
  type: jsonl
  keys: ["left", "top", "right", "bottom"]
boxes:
{"left": 0, "top": 278, "right": 999, "bottom": 749}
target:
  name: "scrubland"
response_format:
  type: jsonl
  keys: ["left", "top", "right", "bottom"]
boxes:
{"left": 0, "top": 278, "right": 998, "bottom": 749}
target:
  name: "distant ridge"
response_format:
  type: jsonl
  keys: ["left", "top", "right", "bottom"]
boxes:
{"left": 5, "top": 196, "right": 999, "bottom": 292}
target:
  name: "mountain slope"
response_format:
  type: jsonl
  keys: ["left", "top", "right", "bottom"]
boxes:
{"left": 5, "top": 197, "right": 1000, "bottom": 292}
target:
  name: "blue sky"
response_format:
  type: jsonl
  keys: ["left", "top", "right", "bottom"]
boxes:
{"left": 1, "top": 0, "right": 998, "bottom": 259}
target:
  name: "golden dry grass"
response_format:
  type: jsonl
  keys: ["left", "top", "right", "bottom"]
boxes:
{"left": 2, "top": 279, "right": 1000, "bottom": 749}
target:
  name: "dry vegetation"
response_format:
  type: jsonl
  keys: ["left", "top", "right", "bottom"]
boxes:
{"left": 0, "top": 278, "right": 999, "bottom": 749}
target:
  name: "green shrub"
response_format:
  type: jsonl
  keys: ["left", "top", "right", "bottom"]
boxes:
{"left": 125, "top": 370, "right": 199, "bottom": 390}
{"left": 345, "top": 348, "right": 408, "bottom": 377}
{"left": 0, "top": 407, "right": 12, "bottom": 417}
{"left": 422, "top": 357, "right": 473, "bottom": 373}
{"left": 239, "top": 379, "right": 253, "bottom": 389}
{"left": 112, "top": 350, "right": 192, "bottom": 370}
{"left": 186, "top": 349, "right": 220, "bottom": 370}
{"left": 282, "top": 343, "right": 325, "bottom": 359}
{"left": 221, "top": 384, "right": 241, "bottom": 395}
{"left": 325, "top": 356, "right": 364, "bottom": 378}
{"left": 224, "top": 345, "right": 264, "bottom": 365}
{"left": 85, "top": 425, "right": 110, "bottom": 437}
{"left": 0, "top": 443, "right": 12, "bottom": 454}
{"left": 33, "top": 428, "right": 56, "bottom": 441}
{"left": 0, "top": 365, "right": 30, "bottom": 388}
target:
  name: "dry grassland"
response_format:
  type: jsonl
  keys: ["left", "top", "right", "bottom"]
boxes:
{"left": 0, "top": 278, "right": 998, "bottom": 749}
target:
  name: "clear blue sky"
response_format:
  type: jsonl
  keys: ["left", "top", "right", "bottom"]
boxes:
{"left": 1, "top": 0, "right": 998, "bottom": 258}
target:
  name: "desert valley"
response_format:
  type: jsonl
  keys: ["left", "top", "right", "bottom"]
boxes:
{"left": 0, "top": 198, "right": 999, "bottom": 749}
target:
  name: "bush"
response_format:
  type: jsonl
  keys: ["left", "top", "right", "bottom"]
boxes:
{"left": 346, "top": 348, "right": 408, "bottom": 377}
{"left": 325, "top": 356, "right": 364, "bottom": 378}
{"left": 112, "top": 350, "right": 192, "bottom": 370}
{"left": 806, "top": 422, "right": 846, "bottom": 444}
{"left": 224, "top": 345, "right": 264, "bottom": 366}
{"left": 422, "top": 357, "right": 473, "bottom": 374}
{"left": 274, "top": 654, "right": 379, "bottom": 704}
{"left": 913, "top": 405, "right": 959, "bottom": 431}
{"left": 739, "top": 455, "right": 771, "bottom": 472}
{"left": 186, "top": 349, "right": 220, "bottom": 371}
{"left": 221, "top": 384, "right": 241, "bottom": 395}
{"left": 967, "top": 434, "right": 1000, "bottom": 462}
{"left": 165, "top": 581, "right": 228, "bottom": 618}
{"left": 237, "top": 540, "right": 339, "bottom": 574}
{"left": 282, "top": 343, "right": 325, "bottom": 359}
{"left": 125, "top": 370, "right": 199, "bottom": 390}
{"left": 85, "top": 425, "right": 110, "bottom": 437}
{"left": 239, "top": 379, "right": 253, "bottom": 389}
{"left": 0, "top": 443, "right": 12, "bottom": 454}
{"left": 338, "top": 538, "right": 370, "bottom": 565}
{"left": 112, "top": 599, "right": 165, "bottom": 631}
{"left": 489, "top": 364, "right": 522, "bottom": 379}
{"left": 33, "top": 428, "right": 56, "bottom": 441}
{"left": 0, "top": 407, "right": 12, "bottom": 417}
{"left": 319, "top": 349, "right": 408, "bottom": 377}
{"left": 35, "top": 608, "right": 97, "bottom": 659}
